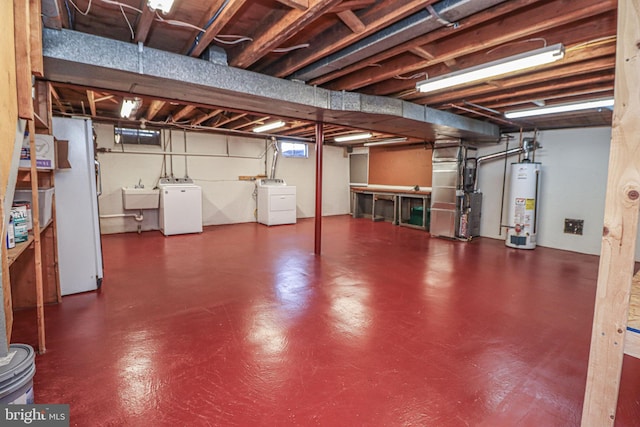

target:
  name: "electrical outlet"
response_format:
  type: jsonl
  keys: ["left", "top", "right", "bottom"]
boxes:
{"left": 564, "top": 218, "right": 584, "bottom": 235}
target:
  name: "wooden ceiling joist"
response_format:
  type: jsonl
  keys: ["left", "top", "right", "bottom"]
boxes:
{"left": 275, "top": 0, "right": 309, "bottom": 10}
{"left": 337, "top": 10, "right": 366, "bottom": 33}
{"left": 86, "top": 90, "right": 96, "bottom": 117}
{"left": 324, "top": 0, "right": 616, "bottom": 92}
{"left": 134, "top": 6, "right": 155, "bottom": 44}
{"left": 229, "top": 0, "right": 342, "bottom": 69}
{"left": 188, "top": 0, "right": 249, "bottom": 58}
{"left": 263, "top": 0, "right": 438, "bottom": 77}
{"left": 171, "top": 105, "right": 197, "bottom": 122}
{"left": 146, "top": 100, "right": 166, "bottom": 121}
{"left": 191, "top": 109, "right": 223, "bottom": 126}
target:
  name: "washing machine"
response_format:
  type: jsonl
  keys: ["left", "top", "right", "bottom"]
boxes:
{"left": 257, "top": 178, "right": 297, "bottom": 226}
{"left": 158, "top": 178, "right": 203, "bottom": 236}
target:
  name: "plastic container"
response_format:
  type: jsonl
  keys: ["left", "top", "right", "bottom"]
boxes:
{"left": 409, "top": 206, "right": 423, "bottom": 226}
{"left": 13, "top": 188, "right": 55, "bottom": 227}
{"left": 0, "top": 344, "right": 36, "bottom": 404}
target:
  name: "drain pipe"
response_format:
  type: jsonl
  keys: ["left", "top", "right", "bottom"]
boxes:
{"left": 100, "top": 211, "right": 144, "bottom": 222}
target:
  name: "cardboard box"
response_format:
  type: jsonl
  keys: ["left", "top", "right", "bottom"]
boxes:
{"left": 20, "top": 133, "right": 55, "bottom": 170}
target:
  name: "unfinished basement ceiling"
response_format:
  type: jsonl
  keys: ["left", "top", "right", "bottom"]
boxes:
{"left": 41, "top": 0, "right": 617, "bottom": 138}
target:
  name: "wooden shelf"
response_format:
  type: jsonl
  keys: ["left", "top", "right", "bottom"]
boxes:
{"left": 7, "top": 236, "right": 34, "bottom": 267}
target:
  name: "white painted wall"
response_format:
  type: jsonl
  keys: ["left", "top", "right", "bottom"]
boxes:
{"left": 95, "top": 124, "right": 350, "bottom": 234}
{"left": 475, "top": 127, "right": 640, "bottom": 257}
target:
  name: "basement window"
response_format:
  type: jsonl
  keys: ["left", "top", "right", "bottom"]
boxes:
{"left": 114, "top": 126, "right": 161, "bottom": 146}
{"left": 281, "top": 142, "right": 308, "bottom": 158}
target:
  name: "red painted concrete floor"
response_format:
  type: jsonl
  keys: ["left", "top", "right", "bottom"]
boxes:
{"left": 11, "top": 216, "right": 640, "bottom": 426}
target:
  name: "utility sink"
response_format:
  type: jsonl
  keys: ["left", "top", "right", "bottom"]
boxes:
{"left": 122, "top": 187, "right": 160, "bottom": 210}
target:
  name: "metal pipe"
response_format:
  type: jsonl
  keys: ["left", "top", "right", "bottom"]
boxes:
{"left": 314, "top": 122, "right": 324, "bottom": 256}
{"left": 97, "top": 148, "right": 267, "bottom": 159}
{"left": 498, "top": 139, "right": 509, "bottom": 236}
{"left": 269, "top": 137, "right": 279, "bottom": 179}
{"left": 183, "top": 130, "right": 189, "bottom": 178}
{"left": 100, "top": 211, "right": 144, "bottom": 222}
{"left": 476, "top": 146, "right": 524, "bottom": 165}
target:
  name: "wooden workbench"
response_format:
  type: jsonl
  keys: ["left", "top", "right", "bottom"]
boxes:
{"left": 350, "top": 186, "right": 432, "bottom": 230}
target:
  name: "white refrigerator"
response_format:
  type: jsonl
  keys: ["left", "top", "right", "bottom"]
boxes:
{"left": 52, "top": 117, "right": 103, "bottom": 295}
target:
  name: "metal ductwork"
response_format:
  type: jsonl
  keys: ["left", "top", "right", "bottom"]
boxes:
{"left": 290, "top": 0, "right": 507, "bottom": 82}
{"left": 42, "top": 28, "right": 500, "bottom": 143}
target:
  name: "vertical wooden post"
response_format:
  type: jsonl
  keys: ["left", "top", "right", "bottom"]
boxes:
{"left": 1, "top": 200, "right": 13, "bottom": 345}
{"left": 314, "top": 122, "right": 324, "bottom": 255}
{"left": 28, "top": 120, "right": 46, "bottom": 354}
{"left": 581, "top": 1, "right": 640, "bottom": 425}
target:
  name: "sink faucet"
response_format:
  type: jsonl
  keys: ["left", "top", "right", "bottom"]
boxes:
{"left": 135, "top": 179, "right": 144, "bottom": 189}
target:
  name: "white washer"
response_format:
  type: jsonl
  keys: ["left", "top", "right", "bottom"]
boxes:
{"left": 158, "top": 178, "right": 203, "bottom": 236}
{"left": 257, "top": 179, "right": 297, "bottom": 226}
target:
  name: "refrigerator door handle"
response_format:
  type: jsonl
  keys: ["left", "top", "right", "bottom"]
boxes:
{"left": 95, "top": 159, "right": 102, "bottom": 197}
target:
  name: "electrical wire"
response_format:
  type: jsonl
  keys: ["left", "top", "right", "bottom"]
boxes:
{"left": 272, "top": 43, "right": 310, "bottom": 53}
{"left": 66, "top": 0, "right": 92, "bottom": 15}
{"left": 155, "top": 12, "right": 207, "bottom": 32}
{"left": 120, "top": 4, "right": 135, "bottom": 39}
{"left": 393, "top": 72, "right": 427, "bottom": 80}
{"left": 213, "top": 35, "right": 253, "bottom": 45}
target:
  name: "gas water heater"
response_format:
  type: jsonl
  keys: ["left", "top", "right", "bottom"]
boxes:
{"left": 505, "top": 161, "right": 541, "bottom": 249}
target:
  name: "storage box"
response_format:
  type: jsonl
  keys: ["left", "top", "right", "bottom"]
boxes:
{"left": 19, "top": 133, "right": 55, "bottom": 170}
{"left": 13, "top": 188, "right": 55, "bottom": 227}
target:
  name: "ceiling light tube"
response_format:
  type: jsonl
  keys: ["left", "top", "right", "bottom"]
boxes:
{"left": 253, "top": 120, "right": 286, "bottom": 133}
{"left": 504, "top": 98, "right": 614, "bottom": 119}
{"left": 148, "top": 0, "right": 175, "bottom": 14}
{"left": 416, "top": 43, "right": 565, "bottom": 93}
{"left": 120, "top": 99, "right": 139, "bottom": 118}
{"left": 334, "top": 132, "right": 372, "bottom": 143}
{"left": 363, "top": 138, "right": 408, "bottom": 147}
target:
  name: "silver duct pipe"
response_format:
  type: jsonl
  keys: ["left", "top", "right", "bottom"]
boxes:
{"left": 269, "top": 137, "right": 279, "bottom": 179}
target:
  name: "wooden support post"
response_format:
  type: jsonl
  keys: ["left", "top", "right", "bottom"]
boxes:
{"left": 28, "top": 120, "right": 46, "bottom": 354}
{"left": 581, "top": 1, "right": 640, "bottom": 425}
{"left": 13, "top": 0, "right": 33, "bottom": 120}
{"left": 1, "top": 199, "right": 13, "bottom": 345}
{"left": 314, "top": 123, "right": 324, "bottom": 255}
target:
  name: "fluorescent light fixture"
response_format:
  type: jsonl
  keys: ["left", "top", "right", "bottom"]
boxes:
{"left": 505, "top": 98, "right": 614, "bottom": 119}
{"left": 363, "top": 137, "right": 408, "bottom": 147}
{"left": 253, "top": 120, "right": 286, "bottom": 133}
{"left": 120, "top": 98, "right": 140, "bottom": 118}
{"left": 334, "top": 132, "right": 372, "bottom": 143}
{"left": 148, "top": 0, "right": 175, "bottom": 14}
{"left": 416, "top": 43, "right": 565, "bottom": 93}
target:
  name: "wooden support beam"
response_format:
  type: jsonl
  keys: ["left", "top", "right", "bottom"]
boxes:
{"left": 28, "top": 120, "right": 46, "bottom": 354}
{"left": 306, "top": 0, "right": 552, "bottom": 87}
{"left": 409, "top": 47, "right": 436, "bottom": 60}
{"left": 171, "top": 105, "right": 197, "bottom": 122}
{"left": 264, "top": 0, "right": 434, "bottom": 77}
{"left": 94, "top": 94, "right": 116, "bottom": 103}
{"left": 49, "top": 85, "right": 67, "bottom": 113}
{"left": 145, "top": 100, "right": 166, "bottom": 121}
{"left": 86, "top": 90, "right": 97, "bottom": 117}
{"left": 189, "top": 0, "right": 249, "bottom": 58}
{"left": 29, "top": 0, "right": 43, "bottom": 77}
{"left": 232, "top": 116, "right": 271, "bottom": 130}
{"left": 14, "top": 0, "right": 33, "bottom": 120}
{"left": 215, "top": 113, "right": 247, "bottom": 127}
{"left": 328, "top": 0, "right": 376, "bottom": 13}
{"left": 134, "top": 6, "right": 155, "bottom": 44}
{"left": 1, "top": 202, "right": 13, "bottom": 345}
{"left": 581, "top": 1, "right": 640, "bottom": 425}
{"left": 326, "top": 0, "right": 615, "bottom": 92}
{"left": 191, "top": 109, "right": 223, "bottom": 125}
{"left": 337, "top": 10, "right": 365, "bottom": 33}
{"left": 275, "top": 0, "right": 309, "bottom": 10}
{"left": 229, "top": 0, "right": 342, "bottom": 69}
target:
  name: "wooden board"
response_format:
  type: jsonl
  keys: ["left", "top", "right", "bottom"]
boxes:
{"left": 0, "top": 0, "right": 18, "bottom": 194}
{"left": 368, "top": 145, "right": 432, "bottom": 187}
{"left": 13, "top": 0, "right": 32, "bottom": 120}
{"left": 581, "top": 1, "right": 640, "bottom": 425}
{"left": 625, "top": 272, "right": 640, "bottom": 359}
